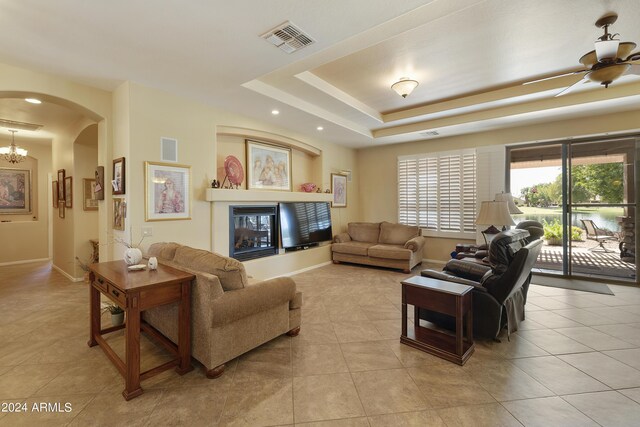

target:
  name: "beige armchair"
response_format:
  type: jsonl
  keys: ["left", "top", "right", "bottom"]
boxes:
{"left": 144, "top": 243, "right": 302, "bottom": 378}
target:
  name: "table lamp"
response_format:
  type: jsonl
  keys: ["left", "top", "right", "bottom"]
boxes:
{"left": 475, "top": 200, "right": 515, "bottom": 244}
{"left": 494, "top": 192, "right": 523, "bottom": 214}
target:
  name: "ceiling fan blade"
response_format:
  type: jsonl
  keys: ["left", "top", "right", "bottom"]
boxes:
{"left": 627, "top": 64, "right": 640, "bottom": 75}
{"left": 555, "top": 78, "right": 588, "bottom": 97}
{"left": 523, "top": 70, "right": 586, "bottom": 85}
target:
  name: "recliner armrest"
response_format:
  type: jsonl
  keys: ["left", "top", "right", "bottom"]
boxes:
{"left": 443, "top": 259, "right": 491, "bottom": 281}
{"left": 404, "top": 236, "right": 425, "bottom": 252}
{"left": 333, "top": 233, "right": 352, "bottom": 243}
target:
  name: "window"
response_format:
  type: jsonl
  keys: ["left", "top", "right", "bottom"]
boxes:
{"left": 398, "top": 150, "right": 476, "bottom": 235}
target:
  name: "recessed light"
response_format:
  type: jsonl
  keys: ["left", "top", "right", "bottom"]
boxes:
{"left": 316, "top": 126, "right": 324, "bottom": 131}
{"left": 25, "top": 98, "right": 42, "bottom": 104}
{"left": 271, "top": 109, "right": 280, "bottom": 115}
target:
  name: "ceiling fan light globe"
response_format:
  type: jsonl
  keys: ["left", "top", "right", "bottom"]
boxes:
{"left": 587, "top": 63, "right": 630, "bottom": 84}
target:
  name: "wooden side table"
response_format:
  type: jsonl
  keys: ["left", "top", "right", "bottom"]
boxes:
{"left": 88, "top": 261, "right": 195, "bottom": 400}
{"left": 401, "top": 275, "right": 475, "bottom": 365}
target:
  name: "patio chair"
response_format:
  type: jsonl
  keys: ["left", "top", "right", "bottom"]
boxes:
{"left": 580, "top": 219, "right": 618, "bottom": 252}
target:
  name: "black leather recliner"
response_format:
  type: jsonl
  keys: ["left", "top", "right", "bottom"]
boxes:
{"left": 420, "top": 228, "right": 543, "bottom": 339}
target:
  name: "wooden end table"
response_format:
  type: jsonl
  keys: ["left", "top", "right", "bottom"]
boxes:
{"left": 401, "top": 275, "right": 475, "bottom": 365}
{"left": 88, "top": 261, "right": 195, "bottom": 400}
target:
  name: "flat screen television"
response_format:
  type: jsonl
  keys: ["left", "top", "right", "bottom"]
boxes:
{"left": 279, "top": 202, "right": 332, "bottom": 249}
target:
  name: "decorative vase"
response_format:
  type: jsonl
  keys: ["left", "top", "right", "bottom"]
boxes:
{"left": 148, "top": 256, "right": 158, "bottom": 270}
{"left": 111, "top": 312, "right": 125, "bottom": 326}
{"left": 124, "top": 247, "right": 143, "bottom": 265}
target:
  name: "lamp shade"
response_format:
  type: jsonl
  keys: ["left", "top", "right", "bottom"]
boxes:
{"left": 595, "top": 39, "right": 620, "bottom": 62}
{"left": 475, "top": 201, "right": 515, "bottom": 227}
{"left": 494, "top": 192, "right": 523, "bottom": 214}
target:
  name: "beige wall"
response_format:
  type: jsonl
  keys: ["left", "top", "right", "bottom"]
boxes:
{"left": 358, "top": 109, "right": 640, "bottom": 262}
{"left": 0, "top": 139, "right": 51, "bottom": 264}
{"left": 73, "top": 124, "right": 98, "bottom": 277}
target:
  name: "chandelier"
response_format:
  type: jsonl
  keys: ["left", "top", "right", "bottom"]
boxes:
{"left": 0, "top": 130, "right": 27, "bottom": 164}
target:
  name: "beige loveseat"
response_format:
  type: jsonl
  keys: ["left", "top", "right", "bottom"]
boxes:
{"left": 144, "top": 242, "right": 302, "bottom": 378}
{"left": 332, "top": 222, "right": 425, "bottom": 273}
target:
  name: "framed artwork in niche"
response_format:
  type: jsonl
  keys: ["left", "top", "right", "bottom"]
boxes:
{"left": 94, "top": 166, "right": 104, "bottom": 200}
{"left": 112, "top": 157, "right": 125, "bottom": 195}
{"left": 331, "top": 173, "right": 347, "bottom": 208}
{"left": 0, "top": 167, "right": 31, "bottom": 214}
{"left": 83, "top": 179, "right": 98, "bottom": 211}
{"left": 246, "top": 140, "right": 291, "bottom": 191}
{"left": 144, "top": 161, "right": 191, "bottom": 221}
{"left": 113, "top": 198, "right": 125, "bottom": 230}
{"left": 52, "top": 181, "right": 58, "bottom": 208}
{"left": 57, "top": 169, "right": 65, "bottom": 201}
{"left": 64, "top": 176, "right": 73, "bottom": 208}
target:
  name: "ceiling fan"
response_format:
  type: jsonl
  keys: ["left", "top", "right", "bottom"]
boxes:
{"left": 526, "top": 13, "right": 640, "bottom": 96}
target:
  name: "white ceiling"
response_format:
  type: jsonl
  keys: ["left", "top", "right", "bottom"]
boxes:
{"left": 0, "top": 0, "right": 639, "bottom": 147}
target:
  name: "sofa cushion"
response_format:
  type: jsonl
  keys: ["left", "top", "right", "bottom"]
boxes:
{"left": 367, "top": 244, "right": 412, "bottom": 260}
{"left": 174, "top": 246, "right": 248, "bottom": 291}
{"left": 148, "top": 242, "right": 182, "bottom": 261}
{"left": 378, "top": 222, "right": 420, "bottom": 245}
{"left": 332, "top": 241, "right": 375, "bottom": 256}
{"left": 348, "top": 222, "right": 381, "bottom": 243}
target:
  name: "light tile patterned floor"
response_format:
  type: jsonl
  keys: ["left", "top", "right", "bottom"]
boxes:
{"left": 1, "top": 261, "right": 640, "bottom": 426}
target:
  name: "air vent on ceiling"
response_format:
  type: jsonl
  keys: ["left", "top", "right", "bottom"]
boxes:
{"left": 0, "top": 118, "right": 43, "bottom": 131}
{"left": 261, "top": 21, "right": 315, "bottom": 53}
{"left": 420, "top": 130, "right": 440, "bottom": 137}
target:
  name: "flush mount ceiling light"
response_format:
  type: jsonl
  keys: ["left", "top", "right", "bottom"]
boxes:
{"left": 391, "top": 77, "right": 419, "bottom": 98}
{"left": 25, "top": 98, "right": 41, "bottom": 104}
{"left": 316, "top": 126, "right": 323, "bottom": 131}
{"left": 271, "top": 109, "right": 280, "bottom": 115}
{"left": 0, "top": 130, "right": 28, "bottom": 164}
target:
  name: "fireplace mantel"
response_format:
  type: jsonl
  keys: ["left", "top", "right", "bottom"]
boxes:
{"left": 206, "top": 189, "right": 333, "bottom": 203}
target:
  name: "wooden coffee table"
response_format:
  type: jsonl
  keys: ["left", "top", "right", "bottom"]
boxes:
{"left": 88, "top": 261, "right": 195, "bottom": 400}
{"left": 401, "top": 275, "right": 475, "bottom": 365}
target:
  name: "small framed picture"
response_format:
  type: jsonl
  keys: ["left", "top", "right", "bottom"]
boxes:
{"left": 83, "top": 178, "right": 98, "bottom": 211}
{"left": 246, "top": 140, "right": 291, "bottom": 191}
{"left": 64, "top": 176, "right": 73, "bottom": 208}
{"left": 57, "top": 169, "right": 65, "bottom": 201}
{"left": 58, "top": 203, "right": 65, "bottom": 219}
{"left": 331, "top": 173, "right": 347, "bottom": 208}
{"left": 112, "top": 157, "right": 125, "bottom": 195}
{"left": 94, "top": 166, "right": 104, "bottom": 200}
{"left": 52, "top": 181, "right": 58, "bottom": 208}
{"left": 144, "top": 161, "right": 191, "bottom": 221}
{"left": 113, "top": 198, "right": 126, "bottom": 230}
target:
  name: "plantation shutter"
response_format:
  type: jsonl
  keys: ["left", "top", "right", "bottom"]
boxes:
{"left": 398, "top": 150, "right": 476, "bottom": 233}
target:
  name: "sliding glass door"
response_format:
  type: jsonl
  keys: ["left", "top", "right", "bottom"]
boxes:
{"left": 508, "top": 137, "right": 638, "bottom": 284}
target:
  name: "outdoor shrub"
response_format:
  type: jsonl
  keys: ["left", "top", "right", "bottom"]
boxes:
{"left": 542, "top": 219, "right": 583, "bottom": 242}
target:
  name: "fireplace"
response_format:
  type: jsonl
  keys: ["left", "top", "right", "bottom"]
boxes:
{"left": 229, "top": 206, "right": 278, "bottom": 261}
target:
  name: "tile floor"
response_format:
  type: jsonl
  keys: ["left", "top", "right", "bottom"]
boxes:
{"left": 2, "top": 261, "right": 640, "bottom": 426}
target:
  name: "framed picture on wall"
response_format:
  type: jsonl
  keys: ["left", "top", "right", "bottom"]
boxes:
{"left": 331, "top": 173, "right": 347, "bottom": 208}
{"left": 0, "top": 167, "right": 31, "bottom": 214}
{"left": 112, "top": 157, "right": 125, "bottom": 195}
{"left": 57, "top": 169, "right": 65, "bottom": 201}
{"left": 83, "top": 179, "right": 98, "bottom": 211}
{"left": 94, "top": 166, "right": 104, "bottom": 200}
{"left": 113, "top": 198, "right": 125, "bottom": 230}
{"left": 58, "top": 203, "right": 65, "bottom": 219}
{"left": 245, "top": 140, "right": 291, "bottom": 191}
{"left": 144, "top": 161, "right": 191, "bottom": 221}
{"left": 64, "top": 176, "right": 73, "bottom": 208}
{"left": 52, "top": 180, "right": 58, "bottom": 208}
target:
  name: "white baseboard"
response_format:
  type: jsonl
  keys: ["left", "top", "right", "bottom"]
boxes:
{"left": 265, "top": 261, "right": 333, "bottom": 281}
{"left": 52, "top": 264, "right": 84, "bottom": 282}
{"left": 0, "top": 257, "right": 50, "bottom": 267}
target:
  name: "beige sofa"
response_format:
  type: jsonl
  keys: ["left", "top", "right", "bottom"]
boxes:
{"left": 144, "top": 242, "right": 302, "bottom": 378}
{"left": 332, "top": 222, "right": 425, "bottom": 273}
